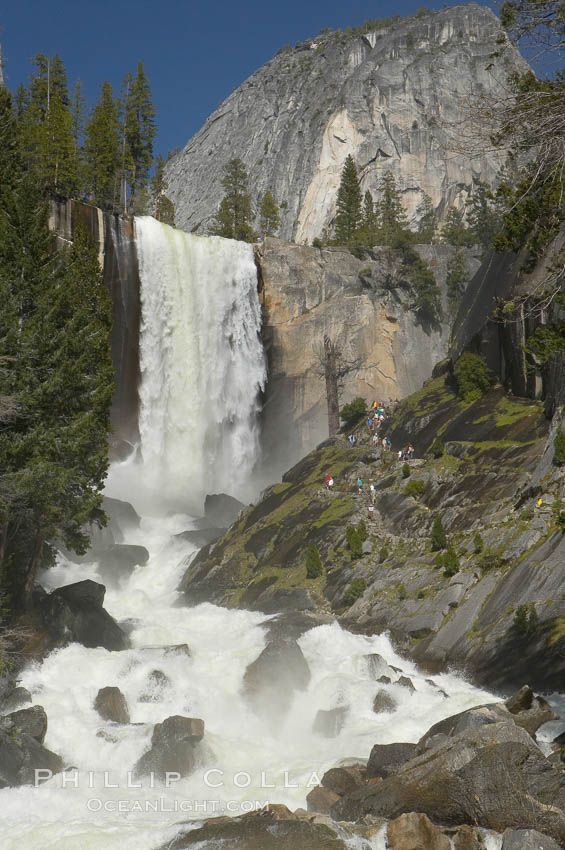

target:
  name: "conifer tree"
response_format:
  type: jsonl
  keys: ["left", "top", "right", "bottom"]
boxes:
{"left": 71, "top": 79, "right": 87, "bottom": 194}
{"left": 430, "top": 515, "right": 447, "bottom": 551}
{"left": 210, "top": 158, "right": 256, "bottom": 242}
{"left": 84, "top": 81, "right": 121, "bottom": 209}
{"left": 440, "top": 207, "right": 471, "bottom": 247}
{"left": 375, "top": 172, "right": 409, "bottom": 245}
{"left": 465, "top": 181, "right": 502, "bottom": 256}
{"left": 415, "top": 193, "right": 436, "bottom": 242}
{"left": 259, "top": 190, "right": 280, "bottom": 237}
{"left": 335, "top": 155, "right": 362, "bottom": 243}
{"left": 446, "top": 248, "right": 468, "bottom": 315}
{"left": 360, "top": 189, "right": 378, "bottom": 245}
{"left": 120, "top": 62, "right": 157, "bottom": 208}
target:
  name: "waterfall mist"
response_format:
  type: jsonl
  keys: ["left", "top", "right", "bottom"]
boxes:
{"left": 108, "top": 217, "right": 266, "bottom": 515}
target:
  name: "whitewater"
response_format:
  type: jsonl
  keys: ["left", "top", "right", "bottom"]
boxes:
{"left": 0, "top": 219, "right": 556, "bottom": 849}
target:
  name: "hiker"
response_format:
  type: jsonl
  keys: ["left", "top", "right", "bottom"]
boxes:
{"left": 348, "top": 434, "right": 356, "bottom": 448}
{"left": 382, "top": 436, "right": 387, "bottom": 452}
{"left": 407, "top": 444, "right": 414, "bottom": 460}
{"left": 368, "top": 504, "right": 375, "bottom": 521}
{"left": 372, "top": 433, "right": 379, "bottom": 447}
{"left": 370, "top": 483, "right": 375, "bottom": 504}
{"left": 357, "top": 477, "right": 363, "bottom": 493}
{"left": 326, "top": 474, "right": 334, "bottom": 489}
{"left": 386, "top": 437, "right": 391, "bottom": 452}
{"left": 372, "top": 400, "right": 378, "bottom": 411}
{"left": 367, "top": 416, "right": 374, "bottom": 431}
{"left": 397, "top": 449, "right": 403, "bottom": 461}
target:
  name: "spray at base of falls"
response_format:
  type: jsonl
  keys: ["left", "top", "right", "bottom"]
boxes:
{"left": 119, "top": 217, "right": 266, "bottom": 514}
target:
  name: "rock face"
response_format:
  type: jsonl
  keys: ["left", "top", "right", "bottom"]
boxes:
{"left": 165, "top": 5, "right": 527, "bottom": 243}
{"left": 259, "top": 238, "right": 480, "bottom": 467}
{"left": 204, "top": 493, "right": 245, "bottom": 527}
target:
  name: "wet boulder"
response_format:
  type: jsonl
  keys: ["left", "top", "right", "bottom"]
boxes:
{"left": 242, "top": 637, "right": 310, "bottom": 722}
{"left": 332, "top": 721, "right": 565, "bottom": 845}
{"left": 36, "top": 579, "right": 128, "bottom": 651}
{"left": 363, "top": 653, "right": 398, "bottom": 682}
{"left": 397, "top": 676, "right": 416, "bottom": 693}
{"left": 174, "top": 527, "right": 226, "bottom": 548}
{"left": 6, "top": 706, "right": 48, "bottom": 743}
{"left": 97, "top": 544, "right": 149, "bottom": 586}
{"left": 321, "top": 766, "right": 366, "bottom": 796}
{"left": 366, "top": 743, "right": 417, "bottom": 779}
{"left": 372, "top": 689, "right": 397, "bottom": 714}
{"left": 501, "top": 828, "right": 562, "bottom": 850}
{"left": 134, "top": 715, "right": 204, "bottom": 780}
{"left": 504, "top": 685, "right": 557, "bottom": 738}
{"left": 139, "top": 669, "right": 170, "bottom": 703}
{"left": 306, "top": 785, "right": 341, "bottom": 814}
{"left": 312, "top": 706, "right": 348, "bottom": 738}
{"left": 0, "top": 712, "right": 63, "bottom": 787}
{"left": 204, "top": 493, "right": 245, "bottom": 527}
{"left": 101, "top": 496, "right": 141, "bottom": 540}
{"left": 0, "top": 684, "right": 32, "bottom": 714}
{"left": 94, "top": 687, "right": 130, "bottom": 724}
{"left": 387, "top": 812, "right": 451, "bottom": 850}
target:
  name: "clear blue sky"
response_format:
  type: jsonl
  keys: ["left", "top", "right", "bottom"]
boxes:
{"left": 1, "top": 0, "right": 496, "bottom": 158}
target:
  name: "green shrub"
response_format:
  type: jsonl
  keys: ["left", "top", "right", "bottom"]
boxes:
{"left": 430, "top": 438, "right": 444, "bottom": 458}
{"left": 513, "top": 603, "right": 539, "bottom": 636}
{"left": 346, "top": 526, "right": 363, "bottom": 558}
{"left": 402, "top": 462, "right": 411, "bottom": 479}
{"left": 453, "top": 352, "right": 494, "bottom": 402}
{"left": 430, "top": 515, "right": 447, "bottom": 551}
{"left": 405, "top": 479, "right": 425, "bottom": 499}
{"left": 340, "top": 397, "right": 367, "bottom": 428}
{"left": 357, "top": 520, "right": 368, "bottom": 542}
{"left": 379, "top": 546, "right": 389, "bottom": 563}
{"left": 442, "top": 545, "right": 459, "bottom": 577}
{"left": 397, "top": 582, "right": 407, "bottom": 600}
{"left": 554, "top": 426, "right": 565, "bottom": 466}
{"left": 552, "top": 499, "right": 565, "bottom": 531}
{"left": 305, "top": 545, "right": 324, "bottom": 578}
{"left": 478, "top": 551, "right": 501, "bottom": 573}
{"left": 344, "top": 578, "right": 366, "bottom": 606}
{"left": 473, "top": 533, "right": 484, "bottom": 554}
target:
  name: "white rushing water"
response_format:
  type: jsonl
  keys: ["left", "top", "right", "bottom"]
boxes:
{"left": 111, "top": 217, "right": 266, "bottom": 514}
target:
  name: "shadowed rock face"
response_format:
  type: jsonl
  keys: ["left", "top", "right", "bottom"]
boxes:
{"left": 165, "top": 5, "right": 527, "bottom": 243}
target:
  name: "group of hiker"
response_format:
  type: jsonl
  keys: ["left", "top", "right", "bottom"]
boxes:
{"left": 367, "top": 400, "right": 386, "bottom": 432}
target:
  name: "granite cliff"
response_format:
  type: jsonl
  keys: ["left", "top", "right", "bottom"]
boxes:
{"left": 165, "top": 4, "right": 527, "bottom": 243}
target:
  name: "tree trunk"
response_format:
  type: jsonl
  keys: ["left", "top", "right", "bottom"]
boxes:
{"left": 22, "top": 531, "right": 44, "bottom": 611}
{"left": 324, "top": 335, "right": 340, "bottom": 436}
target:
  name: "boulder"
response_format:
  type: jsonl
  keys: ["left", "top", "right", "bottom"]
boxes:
{"left": 6, "top": 706, "right": 48, "bottom": 743}
{"left": 312, "top": 706, "right": 348, "bottom": 738}
{"left": 373, "top": 689, "right": 397, "bottom": 714}
{"left": 139, "top": 670, "right": 170, "bottom": 703}
{"left": 504, "top": 686, "right": 557, "bottom": 737}
{"left": 366, "top": 743, "right": 417, "bottom": 779}
{"left": 0, "top": 685, "right": 32, "bottom": 714}
{"left": 243, "top": 637, "right": 310, "bottom": 722}
{"left": 451, "top": 825, "right": 485, "bottom": 850}
{"left": 97, "top": 544, "right": 149, "bottom": 586}
{"left": 101, "top": 496, "right": 141, "bottom": 540}
{"left": 332, "top": 721, "right": 565, "bottom": 844}
{"left": 321, "top": 766, "right": 366, "bottom": 796}
{"left": 0, "top": 714, "right": 63, "bottom": 787}
{"left": 36, "top": 579, "right": 128, "bottom": 651}
{"left": 160, "top": 812, "right": 349, "bottom": 849}
{"left": 94, "top": 687, "right": 130, "bottom": 724}
{"left": 204, "top": 493, "right": 245, "bottom": 527}
{"left": 397, "top": 676, "right": 416, "bottom": 693}
{"left": 306, "top": 785, "right": 341, "bottom": 814}
{"left": 364, "top": 653, "right": 398, "bottom": 682}
{"left": 387, "top": 812, "right": 451, "bottom": 850}
{"left": 501, "top": 828, "right": 562, "bottom": 850}
{"left": 134, "top": 715, "right": 204, "bottom": 780}
{"left": 175, "top": 527, "right": 226, "bottom": 548}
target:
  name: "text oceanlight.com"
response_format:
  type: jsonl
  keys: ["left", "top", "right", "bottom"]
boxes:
{"left": 85, "top": 798, "right": 270, "bottom": 814}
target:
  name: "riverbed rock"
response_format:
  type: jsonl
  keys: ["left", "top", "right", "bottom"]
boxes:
{"left": 450, "top": 825, "right": 485, "bottom": 850}
{"left": 0, "top": 685, "right": 32, "bottom": 714}
{"left": 242, "top": 637, "right": 310, "bottom": 722}
{"left": 162, "top": 812, "right": 350, "bottom": 849}
{"left": 0, "top": 712, "right": 63, "bottom": 787}
{"left": 306, "top": 785, "right": 341, "bottom": 814}
{"left": 504, "top": 685, "right": 557, "bottom": 737}
{"left": 139, "top": 670, "right": 170, "bottom": 703}
{"left": 332, "top": 722, "right": 565, "bottom": 844}
{"left": 387, "top": 812, "right": 451, "bottom": 850}
{"left": 501, "top": 828, "right": 562, "bottom": 850}
{"left": 321, "top": 766, "right": 366, "bottom": 797}
{"left": 204, "top": 493, "right": 245, "bottom": 527}
{"left": 6, "top": 706, "right": 48, "bottom": 743}
{"left": 101, "top": 496, "right": 141, "bottom": 539}
{"left": 35, "top": 579, "right": 128, "bottom": 651}
{"left": 372, "top": 689, "right": 397, "bottom": 714}
{"left": 175, "top": 527, "right": 226, "bottom": 547}
{"left": 134, "top": 715, "right": 204, "bottom": 780}
{"left": 366, "top": 742, "right": 417, "bottom": 779}
{"left": 94, "top": 687, "right": 130, "bottom": 724}
{"left": 97, "top": 544, "right": 149, "bottom": 585}
{"left": 312, "top": 706, "right": 348, "bottom": 737}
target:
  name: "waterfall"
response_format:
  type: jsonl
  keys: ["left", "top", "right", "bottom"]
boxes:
{"left": 131, "top": 217, "right": 266, "bottom": 511}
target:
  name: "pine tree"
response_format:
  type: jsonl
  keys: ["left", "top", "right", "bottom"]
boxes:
{"left": 84, "top": 81, "right": 121, "bottom": 209}
{"left": 375, "top": 172, "right": 409, "bottom": 245}
{"left": 335, "top": 155, "right": 362, "bottom": 243}
{"left": 466, "top": 181, "right": 502, "bottom": 256}
{"left": 430, "top": 515, "right": 447, "bottom": 551}
{"left": 446, "top": 248, "right": 468, "bottom": 315}
{"left": 415, "top": 193, "right": 436, "bottom": 242}
{"left": 210, "top": 158, "right": 256, "bottom": 242}
{"left": 259, "top": 190, "right": 280, "bottom": 236}
{"left": 120, "top": 62, "right": 157, "bottom": 209}
{"left": 0, "top": 89, "right": 113, "bottom": 611}
{"left": 360, "top": 189, "right": 378, "bottom": 246}
{"left": 71, "top": 79, "right": 87, "bottom": 194}
{"left": 441, "top": 207, "right": 471, "bottom": 247}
